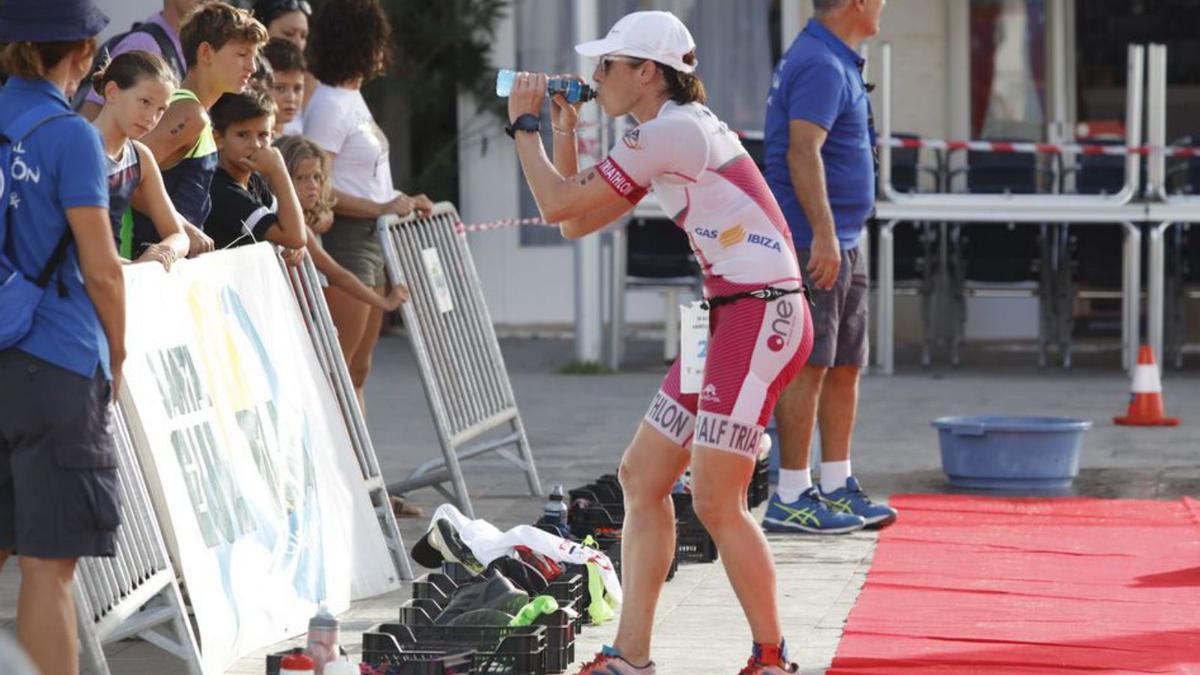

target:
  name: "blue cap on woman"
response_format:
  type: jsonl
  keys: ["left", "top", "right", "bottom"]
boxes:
{"left": 0, "top": 0, "right": 109, "bottom": 43}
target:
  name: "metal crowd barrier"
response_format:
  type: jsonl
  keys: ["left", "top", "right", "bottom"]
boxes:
{"left": 279, "top": 251, "right": 414, "bottom": 581}
{"left": 75, "top": 407, "right": 202, "bottom": 675}
{"left": 874, "top": 43, "right": 1151, "bottom": 374}
{"left": 378, "top": 204, "right": 542, "bottom": 518}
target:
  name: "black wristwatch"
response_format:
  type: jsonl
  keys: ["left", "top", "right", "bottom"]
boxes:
{"left": 506, "top": 113, "right": 541, "bottom": 139}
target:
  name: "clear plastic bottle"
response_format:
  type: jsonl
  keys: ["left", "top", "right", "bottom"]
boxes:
{"left": 305, "top": 604, "right": 339, "bottom": 674}
{"left": 322, "top": 657, "right": 358, "bottom": 675}
{"left": 496, "top": 69, "right": 596, "bottom": 104}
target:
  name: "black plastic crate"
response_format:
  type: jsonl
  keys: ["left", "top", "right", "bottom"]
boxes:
{"left": 365, "top": 623, "right": 547, "bottom": 675}
{"left": 357, "top": 646, "right": 474, "bottom": 675}
{"left": 672, "top": 493, "right": 718, "bottom": 564}
{"left": 412, "top": 572, "right": 459, "bottom": 607}
{"left": 441, "top": 562, "right": 479, "bottom": 586}
{"left": 545, "top": 571, "right": 585, "bottom": 633}
{"left": 400, "top": 598, "right": 445, "bottom": 626}
{"left": 534, "top": 609, "right": 575, "bottom": 673}
{"left": 747, "top": 455, "right": 770, "bottom": 509}
{"left": 396, "top": 597, "right": 573, "bottom": 673}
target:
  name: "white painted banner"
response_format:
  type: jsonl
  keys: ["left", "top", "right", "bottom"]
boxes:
{"left": 118, "top": 244, "right": 398, "bottom": 674}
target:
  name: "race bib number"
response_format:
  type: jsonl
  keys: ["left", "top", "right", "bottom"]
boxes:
{"left": 680, "top": 301, "right": 709, "bottom": 394}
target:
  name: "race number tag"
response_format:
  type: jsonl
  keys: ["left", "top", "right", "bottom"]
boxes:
{"left": 421, "top": 247, "right": 455, "bottom": 314}
{"left": 680, "top": 301, "right": 709, "bottom": 394}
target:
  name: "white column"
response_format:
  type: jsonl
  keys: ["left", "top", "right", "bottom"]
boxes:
{"left": 780, "top": 0, "right": 808, "bottom": 47}
{"left": 573, "top": 0, "right": 603, "bottom": 362}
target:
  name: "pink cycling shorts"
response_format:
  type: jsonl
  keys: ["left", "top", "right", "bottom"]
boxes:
{"left": 643, "top": 280, "right": 813, "bottom": 459}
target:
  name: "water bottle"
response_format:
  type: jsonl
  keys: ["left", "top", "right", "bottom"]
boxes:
{"left": 496, "top": 69, "right": 596, "bottom": 104}
{"left": 322, "top": 657, "right": 358, "bottom": 675}
{"left": 305, "top": 604, "right": 339, "bottom": 674}
{"left": 541, "top": 483, "right": 569, "bottom": 537}
{"left": 279, "top": 653, "right": 315, "bottom": 675}
{"left": 672, "top": 468, "right": 692, "bottom": 494}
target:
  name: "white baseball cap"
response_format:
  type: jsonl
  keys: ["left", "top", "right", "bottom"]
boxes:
{"left": 575, "top": 11, "right": 698, "bottom": 74}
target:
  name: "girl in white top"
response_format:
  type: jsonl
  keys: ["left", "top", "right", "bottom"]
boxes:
{"left": 302, "top": 0, "right": 432, "bottom": 411}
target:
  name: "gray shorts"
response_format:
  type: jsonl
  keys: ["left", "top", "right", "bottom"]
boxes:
{"left": 0, "top": 350, "right": 120, "bottom": 558}
{"left": 323, "top": 215, "right": 387, "bottom": 287}
{"left": 798, "top": 246, "right": 869, "bottom": 368}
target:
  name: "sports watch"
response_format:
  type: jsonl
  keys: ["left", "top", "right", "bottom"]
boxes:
{"left": 505, "top": 113, "right": 541, "bottom": 139}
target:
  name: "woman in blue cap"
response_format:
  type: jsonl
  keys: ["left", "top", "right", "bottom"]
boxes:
{"left": 0, "top": 1, "right": 125, "bottom": 673}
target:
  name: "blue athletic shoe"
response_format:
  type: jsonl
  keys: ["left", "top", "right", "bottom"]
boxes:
{"left": 820, "top": 477, "right": 898, "bottom": 529}
{"left": 761, "top": 488, "right": 866, "bottom": 534}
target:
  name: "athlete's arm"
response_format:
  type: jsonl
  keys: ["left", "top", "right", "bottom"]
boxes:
{"left": 509, "top": 73, "right": 630, "bottom": 231}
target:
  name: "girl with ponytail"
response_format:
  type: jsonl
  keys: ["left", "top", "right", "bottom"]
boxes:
{"left": 90, "top": 51, "right": 190, "bottom": 267}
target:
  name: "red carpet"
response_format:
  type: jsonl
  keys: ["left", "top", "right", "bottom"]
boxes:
{"left": 830, "top": 495, "right": 1200, "bottom": 673}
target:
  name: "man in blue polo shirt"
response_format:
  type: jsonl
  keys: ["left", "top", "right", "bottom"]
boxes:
{"left": 0, "top": 0, "right": 127, "bottom": 672}
{"left": 761, "top": 0, "right": 898, "bottom": 534}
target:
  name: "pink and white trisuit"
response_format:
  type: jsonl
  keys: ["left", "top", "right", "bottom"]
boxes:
{"left": 597, "top": 100, "right": 814, "bottom": 459}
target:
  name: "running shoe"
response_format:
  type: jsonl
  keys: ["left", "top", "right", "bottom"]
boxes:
{"left": 737, "top": 642, "right": 799, "bottom": 674}
{"left": 761, "top": 488, "right": 866, "bottom": 534}
{"left": 574, "top": 646, "right": 656, "bottom": 674}
{"left": 434, "top": 574, "right": 528, "bottom": 625}
{"left": 411, "top": 518, "right": 486, "bottom": 572}
{"left": 485, "top": 556, "right": 549, "bottom": 595}
{"left": 820, "top": 477, "right": 898, "bottom": 529}
{"left": 443, "top": 607, "right": 515, "bottom": 626}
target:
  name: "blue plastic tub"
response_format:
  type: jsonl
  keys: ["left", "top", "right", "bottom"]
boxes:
{"left": 932, "top": 416, "right": 1093, "bottom": 490}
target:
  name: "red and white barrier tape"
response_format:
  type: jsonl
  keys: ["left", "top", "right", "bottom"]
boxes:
{"left": 453, "top": 217, "right": 556, "bottom": 233}
{"left": 882, "top": 136, "right": 1200, "bottom": 158}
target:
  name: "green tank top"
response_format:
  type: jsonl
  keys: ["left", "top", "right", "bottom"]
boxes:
{"left": 131, "top": 88, "right": 218, "bottom": 253}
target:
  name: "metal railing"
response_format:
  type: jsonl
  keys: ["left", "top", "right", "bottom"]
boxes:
{"left": 75, "top": 407, "right": 202, "bottom": 675}
{"left": 378, "top": 204, "right": 542, "bottom": 518}
{"left": 279, "top": 252, "right": 413, "bottom": 581}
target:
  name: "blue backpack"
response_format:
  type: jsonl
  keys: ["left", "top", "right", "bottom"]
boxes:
{"left": 0, "top": 106, "right": 76, "bottom": 349}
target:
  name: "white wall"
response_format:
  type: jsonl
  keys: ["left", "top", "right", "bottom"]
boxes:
{"left": 458, "top": 3, "right": 687, "bottom": 328}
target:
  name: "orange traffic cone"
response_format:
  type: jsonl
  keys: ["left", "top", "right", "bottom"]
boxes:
{"left": 1114, "top": 345, "right": 1179, "bottom": 426}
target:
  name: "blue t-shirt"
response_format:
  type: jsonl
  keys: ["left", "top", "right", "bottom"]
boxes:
{"left": 0, "top": 77, "right": 112, "bottom": 379}
{"left": 763, "top": 19, "right": 876, "bottom": 250}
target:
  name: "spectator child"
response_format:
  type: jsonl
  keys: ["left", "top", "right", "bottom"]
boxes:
{"left": 90, "top": 51, "right": 191, "bottom": 268}
{"left": 133, "top": 1, "right": 268, "bottom": 257}
{"left": 277, "top": 135, "right": 408, "bottom": 312}
{"left": 261, "top": 38, "right": 304, "bottom": 138}
{"left": 204, "top": 88, "right": 306, "bottom": 250}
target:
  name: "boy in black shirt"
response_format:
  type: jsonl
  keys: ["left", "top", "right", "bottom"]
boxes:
{"left": 205, "top": 87, "right": 306, "bottom": 250}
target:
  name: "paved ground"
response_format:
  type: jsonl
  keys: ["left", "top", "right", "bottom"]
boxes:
{"left": 2, "top": 333, "right": 1197, "bottom": 673}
